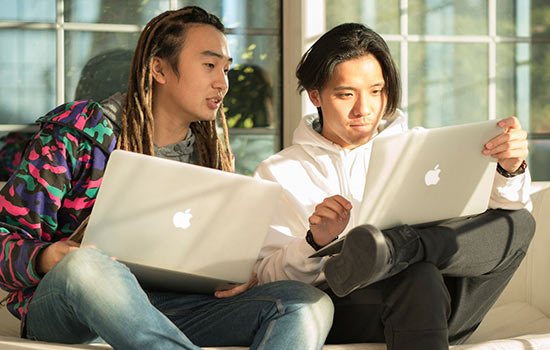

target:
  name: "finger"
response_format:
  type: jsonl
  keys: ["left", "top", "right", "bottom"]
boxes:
{"left": 485, "top": 130, "right": 527, "bottom": 150}
{"left": 490, "top": 149, "right": 528, "bottom": 162}
{"left": 67, "top": 246, "right": 80, "bottom": 253}
{"left": 329, "top": 195, "right": 353, "bottom": 210}
{"left": 215, "top": 283, "right": 248, "bottom": 298}
{"left": 497, "top": 116, "right": 522, "bottom": 131}
{"left": 313, "top": 206, "right": 345, "bottom": 222}
{"left": 309, "top": 214, "right": 323, "bottom": 226}
{"left": 319, "top": 198, "right": 350, "bottom": 219}
{"left": 484, "top": 140, "right": 528, "bottom": 156}
{"left": 66, "top": 240, "right": 81, "bottom": 248}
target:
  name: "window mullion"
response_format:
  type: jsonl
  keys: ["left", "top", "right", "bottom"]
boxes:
{"left": 400, "top": 0, "right": 408, "bottom": 113}
{"left": 488, "top": 0, "right": 497, "bottom": 120}
{"left": 56, "top": 0, "right": 64, "bottom": 105}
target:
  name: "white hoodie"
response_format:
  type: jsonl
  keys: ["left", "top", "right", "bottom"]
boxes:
{"left": 253, "top": 111, "right": 532, "bottom": 285}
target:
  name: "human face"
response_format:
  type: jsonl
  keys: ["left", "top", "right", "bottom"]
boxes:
{"left": 307, "top": 54, "right": 387, "bottom": 149}
{"left": 153, "top": 24, "right": 232, "bottom": 125}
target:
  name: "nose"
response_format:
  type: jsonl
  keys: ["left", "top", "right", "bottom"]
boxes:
{"left": 213, "top": 69, "right": 229, "bottom": 95}
{"left": 352, "top": 93, "right": 371, "bottom": 117}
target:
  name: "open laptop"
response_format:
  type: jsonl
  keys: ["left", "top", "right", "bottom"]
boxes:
{"left": 81, "top": 150, "right": 282, "bottom": 293}
{"left": 311, "top": 119, "right": 502, "bottom": 257}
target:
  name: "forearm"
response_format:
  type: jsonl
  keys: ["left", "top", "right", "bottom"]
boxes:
{"left": 0, "top": 226, "right": 51, "bottom": 290}
{"left": 256, "top": 234, "right": 324, "bottom": 285}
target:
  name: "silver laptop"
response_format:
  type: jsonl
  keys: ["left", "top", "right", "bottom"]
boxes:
{"left": 311, "top": 119, "right": 502, "bottom": 257}
{"left": 81, "top": 150, "right": 282, "bottom": 293}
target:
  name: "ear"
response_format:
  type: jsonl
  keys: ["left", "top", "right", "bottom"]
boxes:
{"left": 151, "top": 57, "right": 168, "bottom": 85}
{"left": 307, "top": 90, "right": 322, "bottom": 108}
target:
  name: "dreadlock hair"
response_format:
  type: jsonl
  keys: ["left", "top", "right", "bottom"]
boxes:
{"left": 119, "top": 5, "right": 233, "bottom": 172}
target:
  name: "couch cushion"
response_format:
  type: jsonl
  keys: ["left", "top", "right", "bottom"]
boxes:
{"left": 467, "top": 302, "right": 550, "bottom": 344}
{"left": 1, "top": 301, "right": 550, "bottom": 349}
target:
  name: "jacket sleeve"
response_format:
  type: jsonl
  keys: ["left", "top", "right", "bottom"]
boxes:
{"left": 0, "top": 124, "right": 83, "bottom": 292}
{"left": 253, "top": 163, "right": 325, "bottom": 285}
{"left": 488, "top": 168, "right": 532, "bottom": 211}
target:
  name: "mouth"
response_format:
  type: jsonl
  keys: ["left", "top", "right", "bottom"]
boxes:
{"left": 350, "top": 123, "right": 373, "bottom": 128}
{"left": 206, "top": 96, "right": 222, "bottom": 109}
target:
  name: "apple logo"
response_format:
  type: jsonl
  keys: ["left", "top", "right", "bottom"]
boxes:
{"left": 173, "top": 209, "right": 192, "bottom": 229}
{"left": 424, "top": 164, "right": 441, "bottom": 186}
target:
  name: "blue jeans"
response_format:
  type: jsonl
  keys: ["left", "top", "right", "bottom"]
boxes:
{"left": 25, "top": 247, "right": 334, "bottom": 349}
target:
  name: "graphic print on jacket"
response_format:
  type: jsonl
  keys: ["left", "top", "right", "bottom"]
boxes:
{"left": 0, "top": 100, "right": 117, "bottom": 333}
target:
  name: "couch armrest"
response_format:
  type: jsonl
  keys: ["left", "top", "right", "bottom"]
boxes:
{"left": 494, "top": 182, "right": 550, "bottom": 310}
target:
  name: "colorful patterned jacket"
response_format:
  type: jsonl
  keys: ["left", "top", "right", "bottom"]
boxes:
{"left": 0, "top": 100, "right": 117, "bottom": 332}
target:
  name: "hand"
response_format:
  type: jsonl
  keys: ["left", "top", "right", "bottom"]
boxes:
{"left": 309, "top": 195, "right": 352, "bottom": 247}
{"left": 37, "top": 240, "right": 80, "bottom": 275}
{"left": 483, "top": 117, "right": 528, "bottom": 173}
{"left": 215, "top": 272, "right": 258, "bottom": 298}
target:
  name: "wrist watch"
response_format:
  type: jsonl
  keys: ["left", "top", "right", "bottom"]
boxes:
{"left": 306, "top": 230, "right": 324, "bottom": 251}
{"left": 497, "top": 160, "right": 527, "bottom": 178}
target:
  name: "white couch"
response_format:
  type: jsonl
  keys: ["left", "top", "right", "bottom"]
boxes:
{"left": 1, "top": 183, "right": 550, "bottom": 350}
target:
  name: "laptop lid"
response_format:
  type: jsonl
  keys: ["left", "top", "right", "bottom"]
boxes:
{"left": 310, "top": 119, "right": 502, "bottom": 258}
{"left": 359, "top": 119, "right": 502, "bottom": 230}
{"left": 81, "top": 150, "right": 282, "bottom": 293}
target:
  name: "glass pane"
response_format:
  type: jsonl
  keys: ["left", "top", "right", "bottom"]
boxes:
{"left": 527, "top": 42, "right": 550, "bottom": 180}
{"left": 529, "top": 140, "right": 550, "bottom": 181}
{"left": 409, "top": 0, "right": 488, "bottom": 35}
{"left": 0, "top": 29, "right": 56, "bottom": 124}
{"left": 497, "top": 42, "right": 550, "bottom": 180}
{"left": 496, "top": 43, "right": 550, "bottom": 132}
{"left": 230, "top": 134, "right": 277, "bottom": 175}
{"left": 65, "top": 0, "right": 170, "bottom": 26}
{"left": 66, "top": 0, "right": 280, "bottom": 29}
{"left": 498, "top": 0, "right": 550, "bottom": 37}
{"left": 408, "top": 43, "right": 488, "bottom": 128}
{"left": 65, "top": 31, "right": 140, "bottom": 102}
{"left": 176, "top": 0, "right": 279, "bottom": 29}
{"left": 224, "top": 34, "right": 280, "bottom": 129}
{"left": 531, "top": 0, "right": 550, "bottom": 38}
{"left": 386, "top": 41, "right": 401, "bottom": 73}
{"left": 0, "top": 0, "right": 55, "bottom": 22}
{"left": 325, "top": 0, "right": 399, "bottom": 34}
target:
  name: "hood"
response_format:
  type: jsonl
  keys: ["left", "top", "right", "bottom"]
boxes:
{"left": 292, "top": 109, "right": 408, "bottom": 155}
{"left": 99, "top": 92, "right": 125, "bottom": 130}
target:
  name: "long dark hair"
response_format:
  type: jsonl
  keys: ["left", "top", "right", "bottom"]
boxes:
{"left": 296, "top": 23, "right": 401, "bottom": 125}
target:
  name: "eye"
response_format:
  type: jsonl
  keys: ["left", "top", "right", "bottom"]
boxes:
{"left": 204, "top": 63, "right": 215, "bottom": 69}
{"left": 338, "top": 93, "right": 353, "bottom": 98}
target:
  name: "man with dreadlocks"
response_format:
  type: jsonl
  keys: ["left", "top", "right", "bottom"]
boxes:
{"left": 0, "top": 6, "right": 334, "bottom": 350}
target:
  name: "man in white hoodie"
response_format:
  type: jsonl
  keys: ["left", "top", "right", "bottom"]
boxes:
{"left": 254, "top": 23, "right": 535, "bottom": 350}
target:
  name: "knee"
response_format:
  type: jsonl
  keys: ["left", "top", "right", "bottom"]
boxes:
{"left": 47, "top": 247, "right": 132, "bottom": 301}
{"left": 495, "top": 209, "right": 536, "bottom": 252}
{"left": 511, "top": 209, "right": 536, "bottom": 250}
{"left": 265, "top": 280, "right": 334, "bottom": 340}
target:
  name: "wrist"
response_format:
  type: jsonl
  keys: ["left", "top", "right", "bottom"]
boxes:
{"left": 306, "top": 230, "right": 338, "bottom": 251}
{"left": 306, "top": 230, "right": 324, "bottom": 251}
{"left": 497, "top": 160, "right": 527, "bottom": 178}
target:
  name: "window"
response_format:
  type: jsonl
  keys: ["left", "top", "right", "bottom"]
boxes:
{"left": 319, "top": 0, "right": 550, "bottom": 180}
{"left": 0, "top": 0, "right": 281, "bottom": 175}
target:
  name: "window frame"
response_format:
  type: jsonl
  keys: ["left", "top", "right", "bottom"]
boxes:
{"left": 287, "top": 0, "right": 550, "bottom": 179}
{"left": 0, "top": 0, "right": 282, "bottom": 145}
